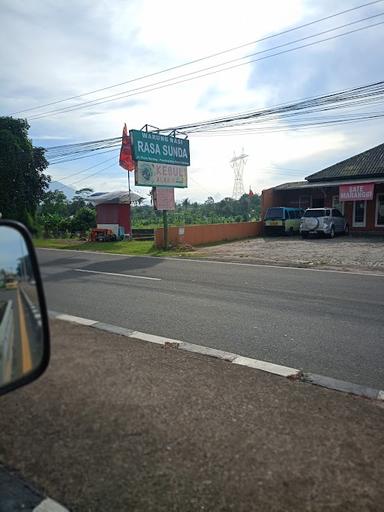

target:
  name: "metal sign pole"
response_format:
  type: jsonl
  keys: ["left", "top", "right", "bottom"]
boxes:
{"left": 163, "top": 210, "right": 168, "bottom": 250}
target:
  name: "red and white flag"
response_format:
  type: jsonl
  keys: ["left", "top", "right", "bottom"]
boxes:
{"left": 119, "top": 123, "right": 134, "bottom": 171}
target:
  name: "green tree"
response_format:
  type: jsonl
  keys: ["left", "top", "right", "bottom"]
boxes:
{"left": 40, "top": 213, "right": 62, "bottom": 238}
{"left": 68, "top": 188, "right": 94, "bottom": 215}
{"left": 39, "top": 190, "right": 68, "bottom": 217}
{"left": 0, "top": 117, "right": 50, "bottom": 229}
{"left": 71, "top": 207, "right": 96, "bottom": 235}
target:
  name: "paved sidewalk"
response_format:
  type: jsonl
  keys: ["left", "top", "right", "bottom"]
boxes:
{"left": 0, "top": 320, "right": 383, "bottom": 511}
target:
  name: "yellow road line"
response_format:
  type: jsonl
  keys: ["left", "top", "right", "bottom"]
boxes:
{"left": 17, "top": 290, "right": 33, "bottom": 374}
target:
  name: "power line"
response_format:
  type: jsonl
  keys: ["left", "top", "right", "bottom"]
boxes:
{"left": 10, "top": 0, "right": 383, "bottom": 117}
{"left": 28, "top": 17, "right": 384, "bottom": 120}
{"left": 52, "top": 154, "right": 118, "bottom": 180}
{"left": 169, "top": 82, "right": 384, "bottom": 132}
{"left": 43, "top": 80, "right": 384, "bottom": 163}
{"left": 48, "top": 147, "right": 120, "bottom": 165}
{"left": 68, "top": 162, "right": 118, "bottom": 187}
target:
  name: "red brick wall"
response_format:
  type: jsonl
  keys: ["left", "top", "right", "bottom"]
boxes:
{"left": 155, "top": 221, "right": 263, "bottom": 248}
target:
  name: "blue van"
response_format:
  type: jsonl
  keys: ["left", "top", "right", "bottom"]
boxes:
{"left": 264, "top": 207, "right": 304, "bottom": 235}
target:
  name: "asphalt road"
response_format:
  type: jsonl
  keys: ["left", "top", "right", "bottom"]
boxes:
{"left": 0, "top": 287, "right": 42, "bottom": 384}
{"left": 37, "top": 248, "right": 384, "bottom": 389}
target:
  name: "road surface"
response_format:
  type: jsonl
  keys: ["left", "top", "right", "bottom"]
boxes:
{"left": 38, "top": 248, "right": 384, "bottom": 389}
{"left": 0, "top": 286, "right": 42, "bottom": 384}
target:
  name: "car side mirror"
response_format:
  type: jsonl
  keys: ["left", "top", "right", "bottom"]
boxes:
{"left": 0, "top": 220, "right": 50, "bottom": 396}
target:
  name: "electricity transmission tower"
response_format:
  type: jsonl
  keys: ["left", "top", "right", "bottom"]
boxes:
{"left": 231, "top": 150, "right": 248, "bottom": 199}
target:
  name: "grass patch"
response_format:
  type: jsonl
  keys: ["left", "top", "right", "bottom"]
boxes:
{"left": 33, "top": 238, "right": 166, "bottom": 256}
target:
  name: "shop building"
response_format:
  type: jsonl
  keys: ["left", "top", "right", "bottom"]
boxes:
{"left": 262, "top": 143, "right": 384, "bottom": 233}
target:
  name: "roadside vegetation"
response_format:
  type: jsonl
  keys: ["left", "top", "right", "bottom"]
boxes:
{"left": 1, "top": 116, "right": 261, "bottom": 245}
{"left": 131, "top": 194, "right": 261, "bottom": 228}
{"left": 33, "top": 239, "right": 166, "bottom": 255}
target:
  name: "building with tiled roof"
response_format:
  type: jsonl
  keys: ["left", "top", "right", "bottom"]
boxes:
{"left": 262, "top": 143, "right": 384, "bottom": 234}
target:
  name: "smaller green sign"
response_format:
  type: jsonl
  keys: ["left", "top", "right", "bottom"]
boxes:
{"left": 130, "top": 130, "right": 190, "bottom": 166}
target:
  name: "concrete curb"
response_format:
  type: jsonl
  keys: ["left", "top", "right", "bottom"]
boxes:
{"left": 49, "top": 311, "right": 384, "bottom": 402}
{"left": 302, "top": 373, "right": 383, "bottom": 401}
{"left": 0, "top": 464, "right": 70, "bottom": 512}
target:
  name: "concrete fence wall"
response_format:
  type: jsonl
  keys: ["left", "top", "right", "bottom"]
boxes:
{"left": 155, "top": 221, "right": 263, "bottom": 248}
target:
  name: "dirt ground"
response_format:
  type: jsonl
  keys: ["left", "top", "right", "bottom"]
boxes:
{"left": 194, "top": 235, "right": 384, "bottom": 273}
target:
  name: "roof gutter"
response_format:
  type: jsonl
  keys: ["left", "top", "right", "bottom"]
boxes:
{"left": 276, "top": 177, "right": 384, "bottom": 191}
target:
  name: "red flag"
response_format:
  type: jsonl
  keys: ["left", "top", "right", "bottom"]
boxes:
{"left": 119, "top": 123, "right": 134, "bottom": 171}
{"left": 248, "top": 188, "right": 254, "bottom": 197}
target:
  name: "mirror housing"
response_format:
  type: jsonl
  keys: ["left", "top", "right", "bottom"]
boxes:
{"left": 0, "top": 220, "right": 50, "bottom": 396}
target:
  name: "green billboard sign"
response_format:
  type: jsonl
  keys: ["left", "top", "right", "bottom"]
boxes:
{"left": 130, "top": 129, "right": 190, "bottom": 166}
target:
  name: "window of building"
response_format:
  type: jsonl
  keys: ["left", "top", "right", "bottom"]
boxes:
{"left": 332, "top": 195, "right": 344, "bottom": 214}
{"left": 376, "top": 193, "right": 384, "bottom": 226}
{"left": 299, "top": 196, "right": 311, "bottom": 209}
{"left": 353, "top": 200, "right": 366, "bottom": 227}
{"left": 312, "top": 198, "right": 324, "bottom": 208}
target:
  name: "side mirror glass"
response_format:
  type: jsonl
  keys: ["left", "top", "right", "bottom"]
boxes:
{"left": 0, "top": 221, "right": 50, "bottom": 395}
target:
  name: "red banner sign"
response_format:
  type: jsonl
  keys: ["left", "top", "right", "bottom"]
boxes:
{"left": 119, "top": 123, "right": 135, "bottom": 172}
{"left": 339, "top": 183, "right": 374, "bottom": 201}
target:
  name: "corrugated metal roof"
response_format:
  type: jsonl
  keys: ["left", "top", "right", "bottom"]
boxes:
{"left": 306, "top": 143, "right": 384, "bottom": 182}
{"left": 90, "top": 190, "right": 142, "bottom": 204}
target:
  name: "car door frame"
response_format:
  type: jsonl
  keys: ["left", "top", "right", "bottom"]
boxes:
{"left": 332, "top": 208, "right": 344, "bottom": 232}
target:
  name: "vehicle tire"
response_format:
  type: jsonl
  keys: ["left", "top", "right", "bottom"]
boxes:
{"left": 301, "top": 232, "right": 308, "bottom": 239}
{"left": 329, "top": 226, "right": 335, "bottom": 239}
{"left": 344, "top": 224, "right": 349, "bottom": 235}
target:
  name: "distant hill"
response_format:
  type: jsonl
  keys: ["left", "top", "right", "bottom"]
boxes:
{"left": 49, "top": 181, "right": 76, "bottom": 200}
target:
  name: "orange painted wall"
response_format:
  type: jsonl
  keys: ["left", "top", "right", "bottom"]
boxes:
{"left": 155, "top": 221, "right": 263, "bottom": 248}
{"left": 261, "top": 188, "right": 276, "bottom": 218}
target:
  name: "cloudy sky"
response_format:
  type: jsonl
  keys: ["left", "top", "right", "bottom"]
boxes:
{"left": 1, "top": 0, "right": 384, "bottom": 203}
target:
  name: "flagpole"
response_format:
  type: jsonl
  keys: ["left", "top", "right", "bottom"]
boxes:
{"left": 128, "top": 170, "right": 132, "bottom": 239}
{"left": 120, "top": 123, "right": 134, "bottom": 239}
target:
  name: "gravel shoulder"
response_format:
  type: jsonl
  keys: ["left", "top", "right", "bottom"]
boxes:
{"left": 194, "top": 236, "right": 384, "bottom": 273}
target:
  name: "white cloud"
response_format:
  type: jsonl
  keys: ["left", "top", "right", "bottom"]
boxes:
{"left": 1, "top": 0, "right": 383, "bottom": 202}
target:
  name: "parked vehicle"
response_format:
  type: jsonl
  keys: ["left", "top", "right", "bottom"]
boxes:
{"left": 89, "top": 228, "right": 117, "bottom": 242}
{"left": 300, "top": 208, "right": 349, "bottom": 238}
{"left": 5, "top": 279, "right": 18, "bottom": 290}
{"left": 264, "top": 207, "right": 304, "bottom": 235}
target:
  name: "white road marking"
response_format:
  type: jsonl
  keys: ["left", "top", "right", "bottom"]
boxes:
{"left": 38, "top": 247, "right": 384, "bottom": 278}
{"left": 73, "top": 268, "right": 161, "bottom": 281}
{"left": 50, "top": 310, "right": 383, "bottom": 400}
{"left": 33, "top": 497, "right": 70, "bottom": 512}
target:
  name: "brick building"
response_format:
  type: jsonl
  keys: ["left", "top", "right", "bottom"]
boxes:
{"left": 262, "top": 143, "right": 384, "bottom": 234}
